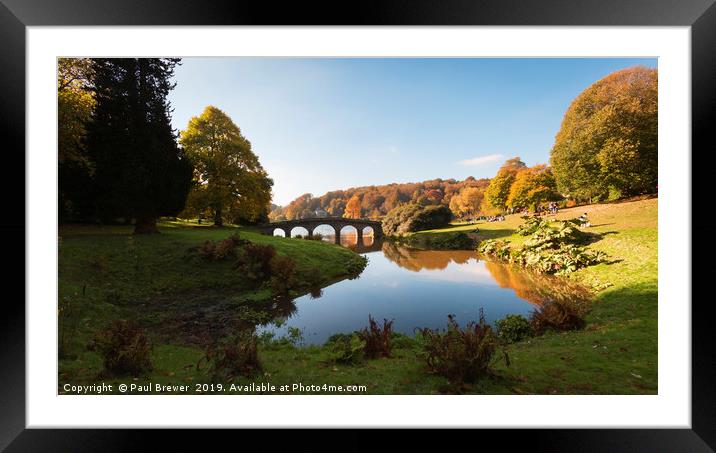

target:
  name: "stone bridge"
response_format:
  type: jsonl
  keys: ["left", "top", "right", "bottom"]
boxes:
{"left": 258, "top": 217, "right": 383, "bottom": 244}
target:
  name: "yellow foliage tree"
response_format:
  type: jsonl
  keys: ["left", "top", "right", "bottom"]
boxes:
{"left": 58, "top": 58, "right": 95, "bottom": 166}
{"left": 506, "top": 164, "right": 559, "bottom": 210}
{"left": 484, "top": 157, "right": 527, "bottom": 211}
{"left": 180, "top": 106, "right": 273, "bottom": 225}
{"left": 449, "top": 187, "right": 485, "bottom": 219}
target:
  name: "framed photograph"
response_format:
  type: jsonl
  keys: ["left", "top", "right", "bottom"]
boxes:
{"left": 2, "top": 0, "right": 712, "bottom": 449}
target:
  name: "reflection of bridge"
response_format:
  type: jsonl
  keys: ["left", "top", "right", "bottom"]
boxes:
{"left": 258, "top": 217, "right": 383, "bottom": 244}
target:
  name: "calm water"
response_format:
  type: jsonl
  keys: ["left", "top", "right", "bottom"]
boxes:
{"left": 259, "top": 236, "right": 588, "bottom": 345}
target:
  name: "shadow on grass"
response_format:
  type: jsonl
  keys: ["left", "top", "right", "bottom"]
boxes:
{"left": 588, "top": 279, "right": 657, "bottom": 324}
{"left": 581, "top": 230, "right": 619, "bottom": 246}
{"left": 473, "top": 228, "right": 516, "bottom": 241}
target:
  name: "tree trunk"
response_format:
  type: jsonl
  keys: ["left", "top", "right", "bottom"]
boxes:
{"left": 134, "top": 216, "right": 159, "bottom": 234}
{"left": 214, "top": 205, "right": 223, "bottom": 227}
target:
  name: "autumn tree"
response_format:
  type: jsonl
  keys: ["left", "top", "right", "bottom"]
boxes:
{"left": 58, "top": 58, "right": 95, "bottom": 166}
{"left": 449, "top": 187, "right": 485, "bottom": 219}
{"left": 326, "top": 198, "right": 346, "bottom": 217}
{"left": 344, "top": 194, "right": 362, "bottom": 218}
{"left": 361, "top": 191, "right": 385, "bottom": 214}
{"left": 180, "top": 106, "right": 273, "bottom": 226}
{"left": 58, "top": 58, "right": 96, "bottom": 221}
{"left": 86, "top": 58, "right": 193, "bottom": 233}
{"left": 506, "top": 164, "right": 560, "bottom": 210}
{"left": 284, "top": 193, "right": 318, "bottom": 220}
{"left": 550, "top": 66, "right": 658, "bottom": 200}
{"left": 382, "top": 203, "right": 452, "bottom": 235}
{"left": 269, "top": 177, "right": 489, "bottom": 221}
{"left": 383, "top": 188, "right": 406, "bottom": 212}
{"left": 484, "top": 157, "right": 527, "bottom": 211}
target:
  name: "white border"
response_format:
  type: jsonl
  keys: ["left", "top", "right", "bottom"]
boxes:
{"left": 28, "top": 27, "right": 691, "bottom": 428}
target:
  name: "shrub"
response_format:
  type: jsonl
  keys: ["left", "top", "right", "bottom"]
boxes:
{"left": 521, "top": 220, "right": 587, "bottom": 250}
{"left": 269, "top": 255, "right": 297, "bottom": 294}
{"left": 235, "top": 243, "right": 277, "bottom": 284}
{"left": 495, "top": 314, "right": 532, "bottom": 344}
{"left": 88, "top": 320, "right": 152, "bottom": 376}
{"left": 196, "top": 234, "right": 247, "bottom": 261}
{"left": 357, "top": 315, "right": 394, "bottom": 359}
{"left": 477, "top": 239, "right": 513, "bottom": 261}
{"left": 416, "top": 310, "right": 507, "bottom": 383}
{"left": 530, "top": 300, "right": 586, "bottom": 335}
{"left": 198, "top": 330, "right": 261, "bottom": 382}
{"left": 520, "top": 244, "right": 607, "bottom": 275}
{"left": 197, "top": 240, "right": 217, "bottom": 260}
{"left": 382, "top": 203, "right": 453, "bottom": 236}
{"left": 478, "top": 219, "right": 607, "bottom": 275}
{"left": 515, "top": 217, "right": 545, "bottom": 236}
{"left": 398, "top": 232, "right": 476, "bottom": 250}
{"left": 325, "top": 333, "right": 365, "bottom": 365}
{"left": 216, "top": 234, "right": 248, "bottom": 258}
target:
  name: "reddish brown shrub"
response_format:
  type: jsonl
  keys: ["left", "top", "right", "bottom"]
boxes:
{"left": 88, "top": 320, "right": 152, "bottom": 376}
{"left": 198, "top": 330, "right": 261, "bottom": 382}
{"left": 235, "top": 243, "right": 277, "bottom": 284}
{"left": 416, "top": 310, "right": 507, "bottom": 383}
{"left": 357, "top": 315, "right": 394, "bottom": 359}
{"left": 269, "top": 255, "right": 297, "bottom": 294}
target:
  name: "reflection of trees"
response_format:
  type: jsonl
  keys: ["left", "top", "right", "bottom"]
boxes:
{"left": 381, "top": 242, "right": 478, "bottom": 272}
{"left": 483, "top": 261, "right": 590, "bottom": 307}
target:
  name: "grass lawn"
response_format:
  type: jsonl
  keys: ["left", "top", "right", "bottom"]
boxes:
{"left": 414, "top": 197, "right": 658, "bottom": 393}
{"left": 58, "top": 222, "right": 367, "bottom": 390}
{"left": 59, "top": 197, "right": 657, "bottom": 395}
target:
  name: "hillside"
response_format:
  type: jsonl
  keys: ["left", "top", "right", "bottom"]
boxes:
{"left": 269, "top": 177, "right": 490, "bottom": 221}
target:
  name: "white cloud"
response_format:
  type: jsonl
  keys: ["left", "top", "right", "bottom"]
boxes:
{"left": 458, "top": 153, "right": 504, "bottom": 166}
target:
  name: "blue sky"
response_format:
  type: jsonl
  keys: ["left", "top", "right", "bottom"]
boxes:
{"left": 169, "top": 58, "right": 657, "bottom": 206}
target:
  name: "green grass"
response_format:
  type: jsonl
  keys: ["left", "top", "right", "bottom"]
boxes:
{"left": 60, "top": 197, "right": 657, "bottom": 395}
{"left": 418, "top": 197, "right": 658, "bottom": 393}
{"left": 58, "top": 221, "right": 367, "bottom": 388}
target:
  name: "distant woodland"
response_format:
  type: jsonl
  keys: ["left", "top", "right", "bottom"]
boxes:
{"left": 268, "top": 177, "right": 492, "bottom": 221}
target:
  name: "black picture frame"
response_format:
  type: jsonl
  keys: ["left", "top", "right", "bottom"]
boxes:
{"left": 1, "top": 0, "right": 711, "bottom": 450}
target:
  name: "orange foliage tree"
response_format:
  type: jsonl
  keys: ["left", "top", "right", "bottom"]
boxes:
{"left": 344, "top": 194, "right": 363, "bottom": 218}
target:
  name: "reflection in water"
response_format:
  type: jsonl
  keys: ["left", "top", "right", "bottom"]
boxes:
{"left": 483, "top": 261, "right": 591, "bottom": 307}
{"left": 258, "top": 240, "right": 590, "bottom": 345}
{"left": 381, "top": 241, "right": 474, "bottom": 271}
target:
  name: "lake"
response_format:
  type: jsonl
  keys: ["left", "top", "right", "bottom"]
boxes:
{"left": 259, "top": 236, "right": 589, "bottom": 345}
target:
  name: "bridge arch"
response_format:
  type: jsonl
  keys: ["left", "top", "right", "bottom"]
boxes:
{"left": 290, "top": 226, "right": 309, "bottom": 238}
{"left": 312, "top": 224, "right": 337, "bottom": 241}
{"left": 272, "top": 228, "right": 287, "bottom": 237}
{"left": 339, "top": 225, "right": 358, "bottom": 246}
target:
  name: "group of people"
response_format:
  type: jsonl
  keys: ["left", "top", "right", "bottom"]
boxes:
{"left": 467, "top": 215, "right": 506, "bottom": 224}
{"left": 534, "top": 202, "right": 560, "bottom": 216}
